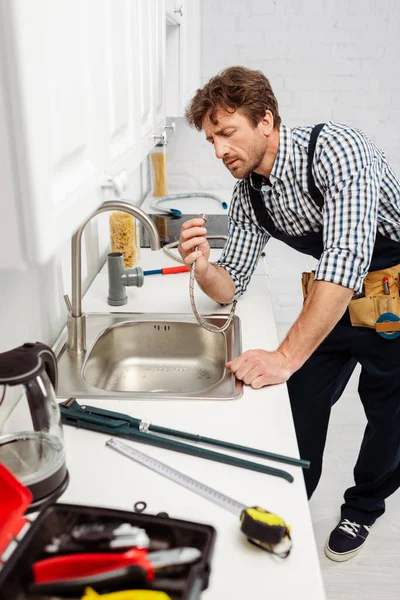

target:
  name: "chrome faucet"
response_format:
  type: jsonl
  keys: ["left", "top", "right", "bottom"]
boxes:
{"left": 64, "top": 200, "right": 161, "bottom": 354}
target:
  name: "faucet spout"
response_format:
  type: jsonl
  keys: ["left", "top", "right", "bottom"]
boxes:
{"left": 68, "top": 200, "right": 161, "bottom": 353}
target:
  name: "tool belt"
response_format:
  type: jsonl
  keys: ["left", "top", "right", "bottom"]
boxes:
{"left": 301, "top": 264, "right": 400, "bottom": 335}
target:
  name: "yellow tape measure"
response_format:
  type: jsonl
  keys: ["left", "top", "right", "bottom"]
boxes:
{"left": 240, "top": 507, "right": 291, "bottom": 555}
{"left": 107, "top": 438, "right": 293, "bottom": 557}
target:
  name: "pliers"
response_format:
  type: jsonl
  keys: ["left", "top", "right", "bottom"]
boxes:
{"left": 32, "top": 547, "right": 201, "bottom": 585}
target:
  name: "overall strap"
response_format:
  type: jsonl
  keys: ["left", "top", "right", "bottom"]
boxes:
{"left": 247, "top": 177, "right": 272, "bottom": 232}
{"left": 307, "top": 123, "right": 326, "bottom": 209}
{"left": 247, "top": 122, "right": 327, "bottom": 230}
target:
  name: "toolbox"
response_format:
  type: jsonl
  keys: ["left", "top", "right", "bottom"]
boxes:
{"left": 0, "top": 463, "right": 216, "bottom": 600}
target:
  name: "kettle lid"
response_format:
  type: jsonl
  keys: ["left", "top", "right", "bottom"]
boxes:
{"left": 0, "top": 342, "right": 57, "bottom": 391}
{"left": 0, "top": 463, "right": 32, "bottom": 556}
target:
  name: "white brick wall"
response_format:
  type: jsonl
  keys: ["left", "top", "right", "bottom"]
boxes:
{"left": 167, "top": 0, "right": 400, "bottom": 337}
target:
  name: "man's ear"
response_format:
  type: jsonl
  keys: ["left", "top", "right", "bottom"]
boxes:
{"left": 259, "top": 110, "right": 274, "bottom": 136}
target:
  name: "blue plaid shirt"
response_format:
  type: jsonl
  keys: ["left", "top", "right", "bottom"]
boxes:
{"left": 216, "top": 121, "right": 400, "bottom": 296}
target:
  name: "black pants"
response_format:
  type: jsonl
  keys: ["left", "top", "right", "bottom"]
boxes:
{"left": 287, "top": 322, "right": 400, "bottom": 526}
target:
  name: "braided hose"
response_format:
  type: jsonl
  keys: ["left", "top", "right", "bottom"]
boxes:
{"left": 189, "top": 214, "right": 237, "bottom": 333}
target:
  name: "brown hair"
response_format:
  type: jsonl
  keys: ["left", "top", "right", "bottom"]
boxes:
{"left": 185, "top": 66, "right": 281, "bottom": 131}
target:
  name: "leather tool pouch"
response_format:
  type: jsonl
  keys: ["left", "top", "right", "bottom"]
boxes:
{"left": 302, "top": 265, "right": 400, "bottom": 334}
{"left": 348, "top": 265, "right": 400, "bottom": 333}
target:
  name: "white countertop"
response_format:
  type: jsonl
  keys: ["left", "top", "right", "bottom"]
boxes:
{"left": 57, "top": 240, "right": 325, "bottom": 599}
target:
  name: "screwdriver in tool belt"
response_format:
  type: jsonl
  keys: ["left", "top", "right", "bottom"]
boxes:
{"left": 383, "top": 276, "right": 390, "bottom": 295}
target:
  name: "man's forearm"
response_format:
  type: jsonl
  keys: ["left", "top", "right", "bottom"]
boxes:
{"left": 195, "top": 263, "right": 236, "bottom": 304}
{"left": 279, "top": 280, "right": 354, "bottom": 372}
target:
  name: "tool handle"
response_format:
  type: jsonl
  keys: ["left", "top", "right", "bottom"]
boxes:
{"left": 150, "top": 424, "right": 309, "bottom": 469}
{"left": 122, "top": 429, "right": 294, "bottom": 482}
{"left": 162, "top": 266, "right": 189, "bottom": 274}
{"left": 29, "top": 565, "right": 149, "bottom": 596}
{"left": 33, "top": 548, "right": 153, "bottom": 583}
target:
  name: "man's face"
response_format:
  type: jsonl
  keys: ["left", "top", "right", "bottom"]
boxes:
{"left": 203, "top": 107, "right": 268, "bottom": 179}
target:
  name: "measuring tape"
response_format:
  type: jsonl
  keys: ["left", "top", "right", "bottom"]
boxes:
{"left": 106, "top": 438, "right": 292, "bottom": 557}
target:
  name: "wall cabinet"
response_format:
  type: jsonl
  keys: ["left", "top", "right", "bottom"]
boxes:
{"left": 166, "top": 0, "right": 201, "bottom": 117}
{"left": 0, "top": 0, "right": 167, "bottom": 269}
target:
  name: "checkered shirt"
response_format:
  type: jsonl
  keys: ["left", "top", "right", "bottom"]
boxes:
{"left": 216, "top": 121, "right": 400, "bottom": 296}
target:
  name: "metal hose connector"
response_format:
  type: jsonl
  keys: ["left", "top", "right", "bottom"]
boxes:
{"left": 189, "top": 214, "right": 237, "bottom": 333}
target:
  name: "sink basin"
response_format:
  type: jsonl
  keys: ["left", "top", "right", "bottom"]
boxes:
{"left": 84, "top": 321, "right": 227, "bottom": 394}
{"left": 55, "top": 313, "right": 242, "bottom": 400}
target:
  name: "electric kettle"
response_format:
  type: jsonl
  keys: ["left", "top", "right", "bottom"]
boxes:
{"left": 0, "top": 342, "right": 68, "bottom": 511}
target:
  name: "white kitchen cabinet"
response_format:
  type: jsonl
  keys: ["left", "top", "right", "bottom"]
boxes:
{"left": 101, "top": 0, "right": 166, "bottom": 182}
{"left": 0, "top": 0, "right": 166, "bottom": 269}
{"left": 166, "top": 0, "right": 201, "bottom": 117}
{"left": 153, "top": 1, "right": 167, "bottom": 129}
{"left": 102, "top": 1, "right": 141, "bottom": 178}
{"left": 137, "top": 1, "right": 156, "bottom": 142}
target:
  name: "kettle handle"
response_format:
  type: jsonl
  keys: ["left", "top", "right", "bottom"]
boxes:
{"left": 0, "top": 342, "right": 57, "bottom": 391}
{"left": 0, "top": 342, "right": 58, "bottom": 433}
{"left": 21, "top": 343, "right": 58, "bottom": 433}
{"left": 23, "top": 343, "right": 58, "bottom": 393}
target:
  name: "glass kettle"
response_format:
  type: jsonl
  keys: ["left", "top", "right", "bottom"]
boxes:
{"left": 0, "top": 342, "right": 68, "bottom": 511}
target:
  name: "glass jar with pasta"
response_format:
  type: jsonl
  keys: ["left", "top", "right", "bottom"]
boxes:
{"left": 151, "top": 142, "right": 168, "bottom": 197}
{"left": 109, "top": 211, "right": 138, "bottom": 268}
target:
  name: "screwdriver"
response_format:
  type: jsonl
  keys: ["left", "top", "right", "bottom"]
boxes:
{"left": 383, "top": 276, "right": 390, "bottom": 295}
{"left": 143, "top": 266, "right": 189, "bottom": 276}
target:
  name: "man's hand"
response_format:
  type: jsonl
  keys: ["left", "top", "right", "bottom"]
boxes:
{"left": 226, "top": 349, "right": 293, "bottom": 388}
{"left": 178, "top": 216, "right": 236, "bottom": 304}
{"left": 178, "top": 217, "right": 210, "bottom": 278}
{"left": 227, "top": 281, "right": 354, "bottom": 390}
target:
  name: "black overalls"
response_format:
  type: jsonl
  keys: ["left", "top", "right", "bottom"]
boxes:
{"left": 247, "top": 124, "right": 400, "bottom": 526}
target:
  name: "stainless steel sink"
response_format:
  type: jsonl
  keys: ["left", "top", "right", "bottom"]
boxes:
{"left": 55, "top": 313, "right": 242, "bottom": 400}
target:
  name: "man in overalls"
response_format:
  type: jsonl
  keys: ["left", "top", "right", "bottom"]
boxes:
{"left": 178, "top": 66, "right": 400, "bottom": 562}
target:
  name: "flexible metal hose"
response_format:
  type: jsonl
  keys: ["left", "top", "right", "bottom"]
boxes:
{"left": 189, "top": 214, "right": 237, "bottom": 333}
{"left": 161, "top": 216, "right": 237, "bottom": 333}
